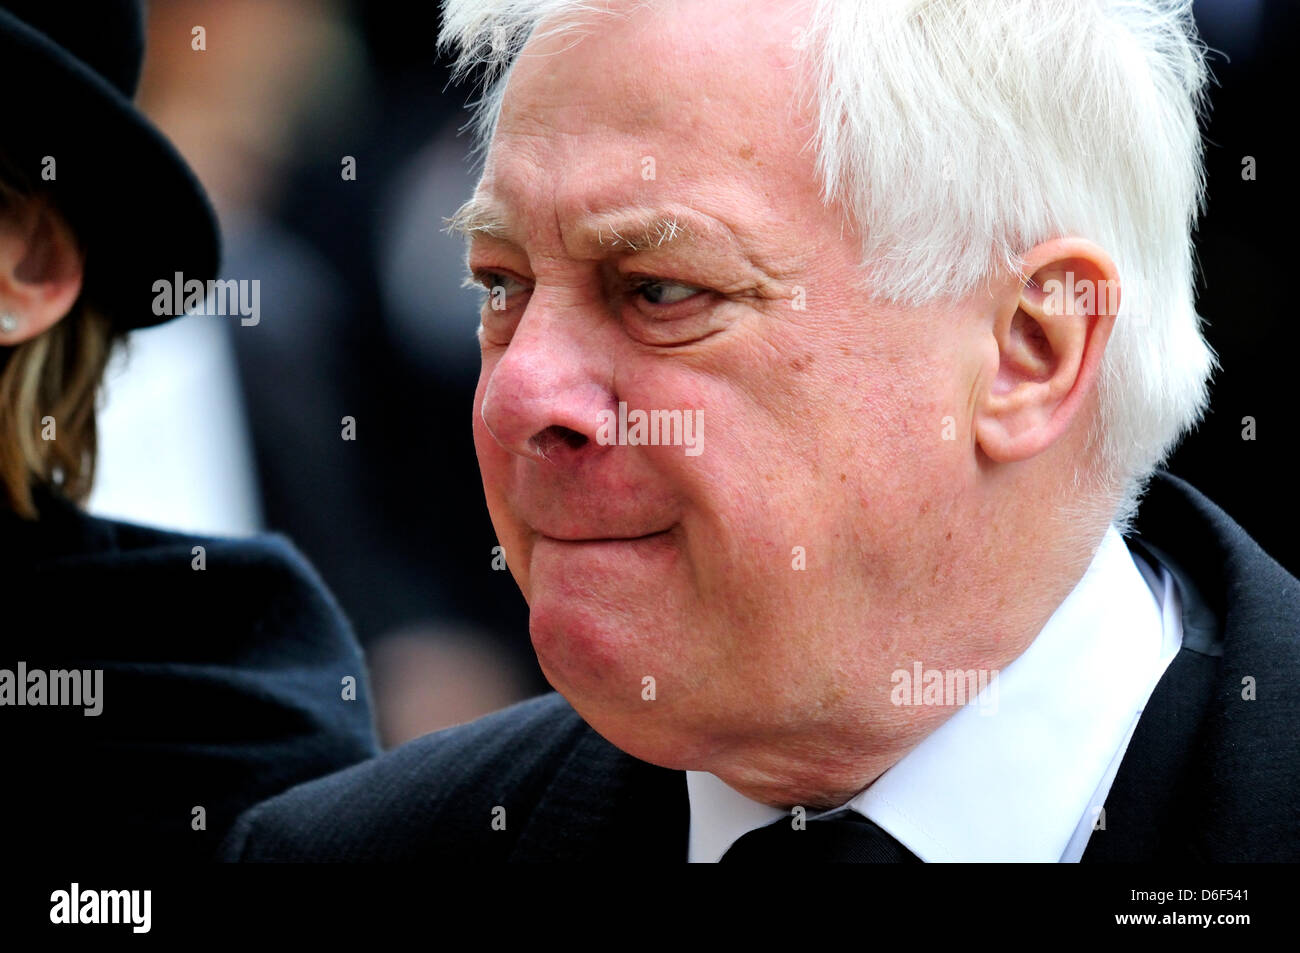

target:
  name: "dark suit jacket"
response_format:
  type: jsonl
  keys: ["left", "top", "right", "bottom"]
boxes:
{"left": 2, "top": 487, "right": 380, "bottom": 861}
{"left": 221, "top": 471, "right": 1300, "bottom": 861}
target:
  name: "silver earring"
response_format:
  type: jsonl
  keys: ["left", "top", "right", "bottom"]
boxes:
{"left": 0, "top": 313, "right": 18, "bottom": 334}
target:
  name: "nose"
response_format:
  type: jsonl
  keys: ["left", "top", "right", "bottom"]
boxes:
{"left": 478, "top": 292, "right": 611, "bottom": 465}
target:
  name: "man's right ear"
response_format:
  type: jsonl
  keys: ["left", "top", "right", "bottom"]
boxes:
{"left": 0, "top": 194, "right": 85, "bottom": 345}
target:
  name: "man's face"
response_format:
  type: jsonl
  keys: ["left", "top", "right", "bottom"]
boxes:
{"left": 469, "top": 0, "right": 994, "bottom": 785}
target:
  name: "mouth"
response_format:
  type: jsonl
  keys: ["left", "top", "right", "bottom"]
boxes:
{"left": 538, "top": 527, "right": 674, "bottom": 544}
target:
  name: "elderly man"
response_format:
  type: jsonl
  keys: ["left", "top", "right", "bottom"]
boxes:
{"left": 223, "top": 0, "right": 1299, "bottom": 862}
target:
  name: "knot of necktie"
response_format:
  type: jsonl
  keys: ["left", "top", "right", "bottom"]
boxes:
{"left": 720, "top": 809, "right": 921, "bottom": 863}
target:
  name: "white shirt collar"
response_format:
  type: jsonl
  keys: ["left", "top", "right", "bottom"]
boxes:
{"left": 687, "top": 525, "right": 1181, "bottom": 862}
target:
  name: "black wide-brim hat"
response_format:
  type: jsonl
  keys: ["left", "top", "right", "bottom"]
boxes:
{"left": 0, "top": 0, "right": 220, "bottom": 331}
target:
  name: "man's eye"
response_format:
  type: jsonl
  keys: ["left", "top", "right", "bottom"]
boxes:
{"left": 634, "top": 278, "right": 702, "bottom": 306}
{"left": 470, "top": 270, "right": 530, "bottom": 306}
{"left": 480, "top": 271, "right": 521, "bottom": 292}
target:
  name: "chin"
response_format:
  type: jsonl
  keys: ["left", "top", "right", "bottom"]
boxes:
{"left": 554, "top": 679, "right": 709, "bottom": 772}
{"left": 531, "top": 618, "right": 727, "bottom": 774}
{"left": 529, "top": 598, "right": 643, "bottom": 697}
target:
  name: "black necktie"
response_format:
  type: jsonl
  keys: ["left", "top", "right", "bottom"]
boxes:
{"left": 719, "top": 810, "right": 921, "bottom": 863}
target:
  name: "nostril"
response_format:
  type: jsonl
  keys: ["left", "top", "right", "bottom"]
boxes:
{"left": 558, "top": 427, "right": 588, "bottom": 450}
{"left": 529, "top": 425, "right": 589, "bottom": 460}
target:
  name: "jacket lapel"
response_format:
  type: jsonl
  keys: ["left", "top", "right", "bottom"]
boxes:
{"left": 1080, "top": 642, "right": 1219, "bottom": 861}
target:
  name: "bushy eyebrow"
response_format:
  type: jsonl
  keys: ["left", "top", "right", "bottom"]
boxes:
{"left": 445, "top": 195, "right": 699, "bottom": 255}
{"left": 445, "top": 194, "right": 511, "bottom": 241}
{"left": 590, "top": 214, "right": 690, "bottom": 252}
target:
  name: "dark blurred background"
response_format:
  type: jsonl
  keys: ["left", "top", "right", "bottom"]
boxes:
{"left": 85, "top": 0, "right": 1297, "bottom": 748}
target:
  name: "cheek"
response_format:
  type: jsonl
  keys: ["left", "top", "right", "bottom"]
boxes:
{"left": 634, "top": 402, "right": 813, "bottom": 623}
{"left": 832, "top": 366, "right": 978, "bottom": 597}
{"left": 729, "top": 328, "right": 967, "bottom": 584}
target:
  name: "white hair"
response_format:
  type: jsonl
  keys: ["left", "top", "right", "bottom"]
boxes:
{"left": 438, "top": 0, "right": 1216, "bottom": 532}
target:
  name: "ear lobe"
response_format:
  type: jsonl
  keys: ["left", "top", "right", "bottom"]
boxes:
{"left": 974, "top": 240, "right": 1119, "bottom": 464}
{"left": 0, "top": 196, "right": 85, "bottom": 344}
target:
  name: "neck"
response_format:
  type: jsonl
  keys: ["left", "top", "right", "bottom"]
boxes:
{"left": 707, "top": 515, "right": 1110, "bottom": 810}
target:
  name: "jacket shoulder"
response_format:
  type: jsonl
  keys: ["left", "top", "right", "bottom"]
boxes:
{"left": 8, "top": 501, "right": 380, "bottom": 860}
{"left": 26, "top": 504, "right": 366, "bottom": 673}
{"left": 1124, "top": 471, "right": 1300, "bottom": 859}
{"left": 222, "top": 692, "right": 588, "bottom": 861}
{"left": 1138, "top": 471, "right": 1300, "bottom": 657}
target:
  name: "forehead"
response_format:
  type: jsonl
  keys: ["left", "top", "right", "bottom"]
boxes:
{"left": 479, "top": 0, "right": 820, "bottom": 245}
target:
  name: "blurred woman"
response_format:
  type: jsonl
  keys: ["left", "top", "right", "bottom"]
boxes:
{"left": 0, "top": 0, "right": 378, "bottom": 860}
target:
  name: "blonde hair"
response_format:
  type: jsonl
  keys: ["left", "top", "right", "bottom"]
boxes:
{"left": 0, "top": 150, "right": 119, "bottom": 518}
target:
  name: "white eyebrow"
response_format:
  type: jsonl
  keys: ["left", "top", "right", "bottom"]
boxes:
{"left": 445, "top": 194, "right": 511, "bottom": 240}
{"left": 596, "top": 215, "right": 687, "bottom": 251}
{"left": 447, "top": 196, "right": 694, "bottom": 254}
